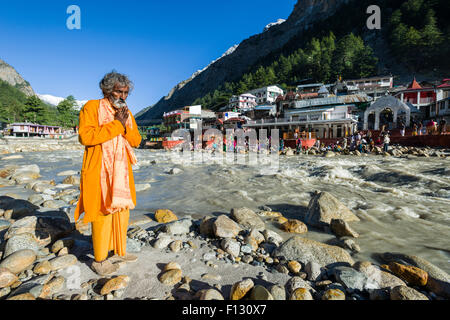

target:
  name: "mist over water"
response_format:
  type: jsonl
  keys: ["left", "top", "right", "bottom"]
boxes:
{"left": 12, "top": 149, "right": 450, "bottom": 273}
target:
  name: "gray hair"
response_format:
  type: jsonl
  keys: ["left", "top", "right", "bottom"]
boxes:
{"left": 99, "top": 71, "right": 134, "bottom": 96}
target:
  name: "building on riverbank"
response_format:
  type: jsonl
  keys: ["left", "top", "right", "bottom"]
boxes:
{"left": 4, "top": 122, "right": 63, "bottom": 138}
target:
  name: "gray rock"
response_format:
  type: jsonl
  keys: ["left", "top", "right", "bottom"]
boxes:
{"left": 262, "top": 229, "right": 283, "bottom": 246}
{"left": 305, "top": 191, "right": 360, "bottom": 228}
{"left": 153, "top": 234, "right": 173, "bottom": 249}
{"left": 48, "top": 254, "right": 78, "bottom": 271}
{"left": 333, "top": 266, "right": 378, "bottom": 293}
{"left": 28, "top": 194, "right": 45, "bottom": 206}
{"left": 285, "top": 276, "right": 314, "bottom": 294}
{"left": 240, "top": 244, "right": 253, "bottom": 254}
{"left": 269, "top": 285, "right": 286, "bottom": 300}
{"left": 4, "top": 233, "right": 41, "bottom": 257}
{"left": 305, "top": 261, "right": 324, "bottom": 281}
{"left": 0, "top": 219, "right": 11, "bottom": 231}
{"left": 199, "top": 216, "right": 215, "bottom": 237}
{"left": 230, "top": 207, "right": 265, "bottom": 231}
{"left": 202, "top": 252, "right": 216, "bottom": 261}
{"left": 221, "top": 239, "right": 240, "bottom": 257}
{"left": 162, "top": 218, "right": 192, "bottom": 235}
{"left": 126, "top": 238, "right": 142, "bottom": 253}
{"left": 390, "top": 285, "right": 429, "bottom": 300}
{"left": 273, "top": 236, "right": 354, "bottom": 267}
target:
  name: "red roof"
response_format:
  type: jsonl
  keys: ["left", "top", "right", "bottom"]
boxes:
{"left": 408, "top": 78, "right": 422, "bottom": 89}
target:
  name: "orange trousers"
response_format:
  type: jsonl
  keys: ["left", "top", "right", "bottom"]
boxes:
{"left": 91, "top": 209, "right": 129, "bottom": 262}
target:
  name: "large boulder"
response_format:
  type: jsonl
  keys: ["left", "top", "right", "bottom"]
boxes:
{"left": 230, "top": 207, "right": 265, "bottom": 231}
{"left": 305, "top": 191, "right": 360, "bottom": 228}
{"left": 273, "top": 236, "right": 354, "bottom": 267}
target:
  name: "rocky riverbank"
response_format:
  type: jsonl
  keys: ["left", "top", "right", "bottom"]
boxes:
{"left": 0, "top": 137, "right": 83, "bottom": 154}
{"left": 0, "top": 162, "right": 448, "bottom": 300}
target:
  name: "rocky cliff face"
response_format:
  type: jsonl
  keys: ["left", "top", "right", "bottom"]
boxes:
{"left": 0, "top": 59, "right": 35, "bottom": 96}
{"left": 137, "top": 0, "right": 349, "bottom": 124}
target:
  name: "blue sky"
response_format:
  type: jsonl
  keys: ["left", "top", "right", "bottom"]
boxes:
{"left": 0, "top": 0, "right": 296, "bottom": 114}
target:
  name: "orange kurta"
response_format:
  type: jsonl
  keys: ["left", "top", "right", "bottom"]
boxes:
{"left": 74, "top": 99, "right": 142, "bottom": 224}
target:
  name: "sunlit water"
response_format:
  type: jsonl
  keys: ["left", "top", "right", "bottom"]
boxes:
{"left": 5, "top": 149, "right": 450, "bottom": 273}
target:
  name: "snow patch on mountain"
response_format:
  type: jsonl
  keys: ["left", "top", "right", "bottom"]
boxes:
{"left": 263, "top": 19, "right": 286, "bottom": 32}
{"left": 38, "top": 94, "right": 88, "bottom": 110}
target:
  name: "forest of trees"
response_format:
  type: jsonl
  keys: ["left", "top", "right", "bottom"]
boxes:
{"left": 193, "top": 32, "right": 378, "bottom": 111}
{"left": 190, "top": 0, "right": 449, "bottom": 112}
{"left": 0, "top": 80, "right": 80, "bottom": 128}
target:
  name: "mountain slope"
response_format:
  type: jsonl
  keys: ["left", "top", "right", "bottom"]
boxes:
{"left": 136, "top": 0, "right": 348, "bottom": 124}
{"left": 0, "top": 58, "right": 35, "bottom": 96}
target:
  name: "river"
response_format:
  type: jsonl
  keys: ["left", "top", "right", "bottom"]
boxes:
{"left": 5, "top": 148, "right": 450, "bottom": 273}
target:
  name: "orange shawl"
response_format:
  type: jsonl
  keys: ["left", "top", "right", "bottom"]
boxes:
{"left": 98, "top": 98, "right": 137, "bottom": 214}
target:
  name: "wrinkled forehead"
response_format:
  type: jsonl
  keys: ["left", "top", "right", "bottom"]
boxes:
{"left": 113, "top": 84, "right": 129, "bottom": 91}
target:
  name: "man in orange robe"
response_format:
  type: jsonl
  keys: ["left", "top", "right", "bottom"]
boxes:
{"left": 74, "top": 71, "right": 142, "bottom": 276}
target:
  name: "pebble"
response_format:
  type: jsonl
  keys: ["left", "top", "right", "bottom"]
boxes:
{"left": 48, "top": 254, "right": 78, "bottom": 271}
{"left": 290, "top": 288, "right": 313, "bottom": 300}
{"left": 287, "top": 260, "right": 302, "bottom": 274}
{"left": 154, "top": 209, "right": 178, "bottom": 223}
{"left": 159, "top": 269, "right": 182, "bottom": 286}
{"left": 100, "top": 275, "right": 130, "bottom": 296}
{"left": 230, "top": 278, "right": 254, "bottom": 300}
{"left": 249, "top": 285, "right": 274, "bottom": 300}
{"left": 322, "top": 289, "right": 346, "bottom": 300}
{"left": 281, "top": 219, "right": 308, "bottom": 234}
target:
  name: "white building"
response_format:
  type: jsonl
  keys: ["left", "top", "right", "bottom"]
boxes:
{"left": 246, "top": 85, "right": 285, "bottom": 105}
{"left": 228, "top": 93, "right": 257, "bottom": 110}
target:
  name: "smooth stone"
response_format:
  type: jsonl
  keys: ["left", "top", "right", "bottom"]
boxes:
{"left": 163, "top": 262, "right": 181, "bottom": 272}
{"left": 249, "top": 285, "right": 274, "bottom": 300}
{"left": 0, "top": 249, "right": 36, "bottom": 274}
{"left": 162, "top": 218, "right": 192, "bottom": 235}
{"left": 51, "top": 238, "right": 75, "bottom": 254}
{"left": 287, "top": 261, "right": 302, "bottom": 274}
{"left": 33, "top": 261, "right": 52, "bottom": 275}
{"left": 27, "top": 194, "right": 45, "bottom": 205}
{"left": 273, "top": 236, "right": 354, "bottom": 267}
{"left": 39, "top": 276, "right": 66, "bottom": 299}
{"left": 322, "top": 289, "right": 346, "bottom": 300}
{"left": 353, "top": 261, "right": 406, "bottom": 289}
{"left": 100, "top": 275, "right": 130, "bottom": 295}
{"left": 153, "top": 234, "right": 173, "bottom": 249}
{"left": 159, "top": 269, "right": 182, "bottom": 285}
{"left": 230, "top": 278, "right": 254, "bottom": 300}
{"left": 269, "top": 285, "right": 286, "bottom": 300}
{"left": 169, "top": 240, "right": 183, "bottom": 252}
{"left": 196, "top": 289, "right": 224, "bottom": 300}
{"left": 7, "top": 293, "right": 36, "bottom": 300}
{"left": 154, "top": 209, "right": 178, "bottom": 223}
{"left": 42, "top": 200, "right": 66, "bottom": 209}
{"left": 290, "top": 288, "right": 313, "bottom": 300}
{"left": 48, "top": 254, "right": 78, "bottom": 271}
{"left": 230, "top": 207, "right": 265, "bottom": 231}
